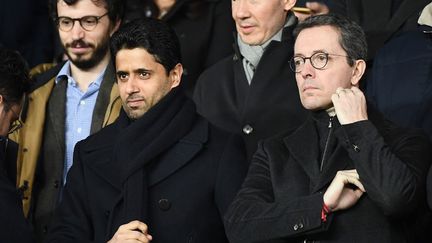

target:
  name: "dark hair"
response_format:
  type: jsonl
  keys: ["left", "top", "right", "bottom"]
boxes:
{"left": 0, "top": 48, "right": 30, "bottom": 110}
{"left": 49, "top": 0, "right": 124, "bottom": 23}
{"left": 110, "top": 18, "right": 181, "bottom": 74}
{"left": 293, "top": 14, "right": 367, "bottom": 66}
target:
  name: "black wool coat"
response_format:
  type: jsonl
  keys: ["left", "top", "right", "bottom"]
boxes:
{"left": 44, "top": 110, "right": 248, "bottom": 243}
{"left": 225, "top": 108, "right": 432, "bottom": 243}
{"left": 193, "top": 25, "right": 308, "bottom": 160}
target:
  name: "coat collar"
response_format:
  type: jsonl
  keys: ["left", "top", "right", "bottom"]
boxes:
{"left": 84, "top": 116, "right": 208, "bottom": 190}
{"left": 283, "top": 114, "right": 351, "bottom": 192}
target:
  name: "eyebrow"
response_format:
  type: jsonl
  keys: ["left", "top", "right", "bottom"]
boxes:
{"left": 294, "top": 49, "right": 329, "bottom": 56}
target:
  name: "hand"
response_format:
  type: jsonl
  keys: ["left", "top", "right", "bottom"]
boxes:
{"left": 331, "top": 87, "right": 368, "bottom": 125}
{"left": 108, "top": 220, "right": 153, "bottom": 243}
{"left": 323, "top": 169, "right": 366, "bottom": 212}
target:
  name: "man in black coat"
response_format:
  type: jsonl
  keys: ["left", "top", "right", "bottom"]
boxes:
{"left": 0, "top": 48, "right": 33, "bottom": 242}
{"left": 224, "top": 14, "right": 432, "bottom": 243}
{"left": 193, "top": 0, "right": 308, "bottom": 160}
{"left": 45, "top": 18, "right": 248, "bottom": 243}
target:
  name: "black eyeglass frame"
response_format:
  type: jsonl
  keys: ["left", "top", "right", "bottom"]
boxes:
{"left": 8, "top": 108, "right": 23, "bottom": 135}
{"left": 55, "top": 12, "right": 109, "bottom": 32}
{"left": 289, "top": 52, "right": 351, "bottom": 73}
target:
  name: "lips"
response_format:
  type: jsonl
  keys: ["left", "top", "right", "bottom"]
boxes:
{"left": 126, "top": 97, "right": 145, "bottom": 108}
{"left": 238, "top": 23, "right": 256, "bottom": 34}
{"left": 67, "top": 40, "right": 92, "bottom": 54}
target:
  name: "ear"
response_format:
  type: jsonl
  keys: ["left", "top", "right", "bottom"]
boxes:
{"left": 350, "top": 59, "right": 366, "bottom": 87}
{"left": 169, "top": 63, "right": 183, "bottom": 88}
{"left": 284, "top": 0, "right": 297, "bottom": 11}
{"left": 110, "top": 18, "right": 121, "bottom": 37}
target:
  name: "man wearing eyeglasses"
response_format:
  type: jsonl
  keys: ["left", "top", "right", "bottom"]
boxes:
{"left": 9, "top": 0, "right": 123, "bottom": 242}
{"left": 224, "top": 14, "right": 432, "bottom": 243}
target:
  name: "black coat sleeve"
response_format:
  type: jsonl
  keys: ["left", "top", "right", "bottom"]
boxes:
{"left": 341, "top": 120, "right": 432, "bottom": 216}
{"left": 224, "top": 141, "right": 329, "bottom": 243}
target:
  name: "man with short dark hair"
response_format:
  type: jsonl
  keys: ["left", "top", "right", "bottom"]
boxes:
{"left": 9, "top": 0, "right": 123, "bottom": 241}
{"left": 45, "top": 18, "right": 248, "bottom": 243}
{"left": 0, "top": 47, "right": 33, "bottom": 242}
{"left": 224, "top": 14, "right": 432, "bottom": 243}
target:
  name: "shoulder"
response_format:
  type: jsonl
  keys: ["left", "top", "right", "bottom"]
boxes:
{"left": 77, "top": 120, "right": 119, "bottom": 151}
{"left": 29, "top": 62, "right": 65, "bottom": 92}
{"left": 194, "top": 55, "right": 235, "bottom": 96}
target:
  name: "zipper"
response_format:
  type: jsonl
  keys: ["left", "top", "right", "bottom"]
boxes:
{"left": 319, "top": 116, "right": 334, "bottom": 171}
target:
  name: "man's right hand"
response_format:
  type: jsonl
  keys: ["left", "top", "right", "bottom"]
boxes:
{"left": 108, "top": 220, "right": 153, "bottom": 243}
{"left": 323, "top": 169, "right": 366, "bottom": 212}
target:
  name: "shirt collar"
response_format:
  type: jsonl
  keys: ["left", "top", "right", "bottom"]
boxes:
{"left": 55, "top": 61, "right": 106, "bottom": 88}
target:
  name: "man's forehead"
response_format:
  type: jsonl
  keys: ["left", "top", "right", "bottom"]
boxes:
{"left": 57, "top": 0, "right": 107, "bottom": 13}
{"left": 294, "top": 26, "right": 341, "bottom": 54}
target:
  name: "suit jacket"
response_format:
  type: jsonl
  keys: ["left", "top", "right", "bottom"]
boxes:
{"left": 224, "top": 107, "right": 432, "bottom": 243}
{"left": 330, "top": 0, "right": 430, "bottom": 60}
{"left": 45, "top": 113, "right": 248, "bottom": 242}
{"left": 124, "top": 0, "right": 235, "bottom": 96}
{"left": 193, "top": 25, "right": 308, "bottom": 160}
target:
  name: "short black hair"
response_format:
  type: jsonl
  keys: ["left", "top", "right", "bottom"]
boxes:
{"left": 110, "top": 18, "right": 181, "bottom": 74}
{"left": 0, "top": 48, "right": 30, "bottom": 110}
{"left": 293, "top": 14, "right": 367, "bottom": 66}
{"left": 49, "top": 0, "right": 124, "bottom": 24}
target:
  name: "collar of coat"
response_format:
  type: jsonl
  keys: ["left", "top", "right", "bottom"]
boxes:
{"left": 79, "top": 88, "right": 207, "bottom": 190}
{"left": 282, "top": 103, "right": 387, "bottom": 192}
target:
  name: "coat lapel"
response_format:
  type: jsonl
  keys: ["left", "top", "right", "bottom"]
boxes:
{"left": 90, "top": 61, "right": 116, "bottom": 134}
{"left": 149, "top": 119, "right": 207, "bottom": 186}
{"left": 283, "top": 117, "right": 320, "bottom": 180}
{"left": 85, "top": 116, "right": 208, "bottom": 189}
{"left": 46, "top": 78, "right": 66, "bottom": 159}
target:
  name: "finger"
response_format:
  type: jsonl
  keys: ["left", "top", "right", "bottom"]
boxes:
{"left": 351, "top": 86, "right": 362, "bottom": 93}
{"left": 347, "top": 177, "right": 366, "bottom": 192}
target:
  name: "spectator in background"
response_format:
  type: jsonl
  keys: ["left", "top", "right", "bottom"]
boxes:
{"left": 224, "top": 14, "right": 432, "bottom": 243}
{"left": 0, "top": 0, "right": 55, "bottom": 68}
{"left": 123, "top": 0, "right": 235, "bottom": 96}
{"left": 193, "top": 0, "right": 308, "bottom": 160}
{"left": 0, "top": 47, "right": 33, "bottom": 243}
{"left": 367, "top": 3, "right": 432, "bottom": 139}
{"left": 9, "top": 0, "right": 123, "bottom": 242}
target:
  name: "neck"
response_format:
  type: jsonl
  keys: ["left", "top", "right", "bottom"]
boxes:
{"left": 69, "top": 51, "right": 110, "bottom": 92}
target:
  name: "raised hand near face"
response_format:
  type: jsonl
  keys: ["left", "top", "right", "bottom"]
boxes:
{"left": 331, "top": 87, "right": 368, "bottom": 125}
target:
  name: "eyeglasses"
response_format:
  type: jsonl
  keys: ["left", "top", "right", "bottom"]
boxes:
{"left": 55, "top": 12, "right": 109, "bottom": 32}
{"left": 8, "top": 107, "right": 23, "bottom": 135}
{"left": 289, "top": 52, "right": 350, "bottom": 73}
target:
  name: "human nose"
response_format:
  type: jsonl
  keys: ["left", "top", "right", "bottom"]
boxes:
{"left": 233, "top": 0, "right": 250, "bottom": 19}
{"left": 299, "top": 58, "right": 316, "bottom": 79}
{"left": 70, "top": 20, "right": 85, "bottom": 40}
{"left": 125, "top": 76, "right": 139, "bottom": 94}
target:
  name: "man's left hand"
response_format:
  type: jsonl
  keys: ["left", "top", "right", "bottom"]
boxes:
{"left": 331, "top": 87, "right": 368, "bottom": 125}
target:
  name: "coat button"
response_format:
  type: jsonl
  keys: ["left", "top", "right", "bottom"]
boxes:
{"left": 293, "top": 224, "right": 299, "bottom": 231}
{"left": 53, "top": 180, "right": 60, "bottom": 189}
{"left": 158, "top": 199, "right": 171, "bottom": 211}
{"left": 242, "top": 124, "right": 253, "bottom": 135}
